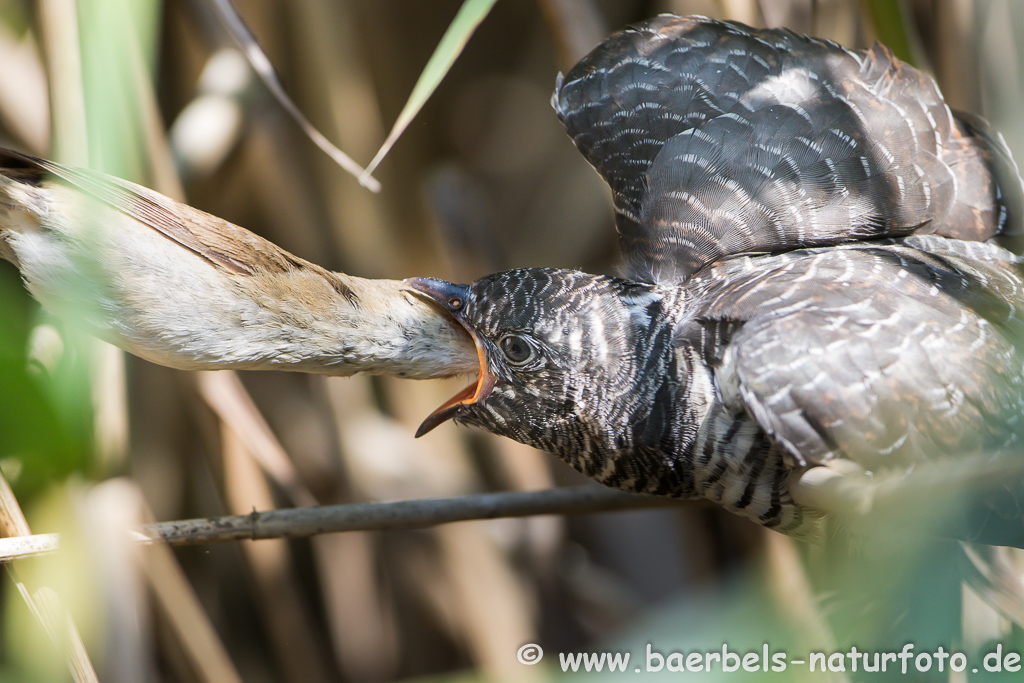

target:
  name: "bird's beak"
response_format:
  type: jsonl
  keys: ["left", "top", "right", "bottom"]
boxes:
{"left": 404, "top": 277, "right": 496, "bottom": 437}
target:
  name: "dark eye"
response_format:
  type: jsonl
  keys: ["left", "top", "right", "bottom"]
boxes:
{"left": 499, "top": 334, "right": 534, "bottom": 365}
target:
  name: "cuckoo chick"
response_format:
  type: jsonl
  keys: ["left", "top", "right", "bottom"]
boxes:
{"left": 408, "top": 15, "right": 1024, "bottom": 546}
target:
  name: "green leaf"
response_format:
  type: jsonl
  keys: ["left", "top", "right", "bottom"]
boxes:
{"left": 361, "top": 0, "right": 499, "bottom": 180}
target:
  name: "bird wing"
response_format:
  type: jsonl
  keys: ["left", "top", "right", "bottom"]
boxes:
{"left": 554, "top": 15, "right": 1023, "bottom": 283}
{"left": 0, "top": 148, "right": 353, "bottom": 290}
{"left": 683, "top": 236, "right": 1024, "bottom": 472}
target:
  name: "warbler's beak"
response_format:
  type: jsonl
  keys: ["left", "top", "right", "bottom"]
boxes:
{"left": 405, "top": 277, "right": 496, "bottom": 437}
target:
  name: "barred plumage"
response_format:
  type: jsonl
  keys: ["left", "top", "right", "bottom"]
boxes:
{"left": 554, "top": 14, "right": 1023, "bottom": 283}
{"left": 409, "top": 16, "right": 1024, "bottom": 545}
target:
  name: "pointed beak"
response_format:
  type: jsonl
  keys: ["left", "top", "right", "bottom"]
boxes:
{"left": 404, "top": 277, "right": 496, "bottom": 437}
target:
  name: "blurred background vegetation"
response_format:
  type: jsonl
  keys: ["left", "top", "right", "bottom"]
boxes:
{"left": 0, "top": 0, "right": 1023, "bottom": 681}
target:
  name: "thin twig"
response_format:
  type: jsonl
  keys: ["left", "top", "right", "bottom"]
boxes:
{"left": 210, "top": 0, "right": 380, "bottom": 191}
{"left": 0, "top": 474, "right": 99, "bottom": 682}
{"left": 148, "top": 486, "right": 677, "bottom": 544}
{"left": 6, "top": 449, "right": 1024, "bottom": 565}
{"left": 0, "top": 487, "right": 680, "bottom": 563}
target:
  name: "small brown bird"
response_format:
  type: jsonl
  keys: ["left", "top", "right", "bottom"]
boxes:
{"left": 0, "top": 148, "right": 475, "bottom": 379}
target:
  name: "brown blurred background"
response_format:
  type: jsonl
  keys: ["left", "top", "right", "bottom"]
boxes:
{"left": 0, "top": 1, "right": 1022, "bottom": 681}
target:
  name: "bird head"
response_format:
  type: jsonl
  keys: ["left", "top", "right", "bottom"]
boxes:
{"left": 405, "top": 269, "right": 659, "bottom": 453}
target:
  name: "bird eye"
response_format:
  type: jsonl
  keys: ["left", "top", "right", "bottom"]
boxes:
{"left": 499, "top": 334, "right": 534, "bottom": 365}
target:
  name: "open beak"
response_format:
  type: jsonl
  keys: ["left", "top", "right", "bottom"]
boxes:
{"left": 405, "top": 277, "right": 496, "bottom": 437}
